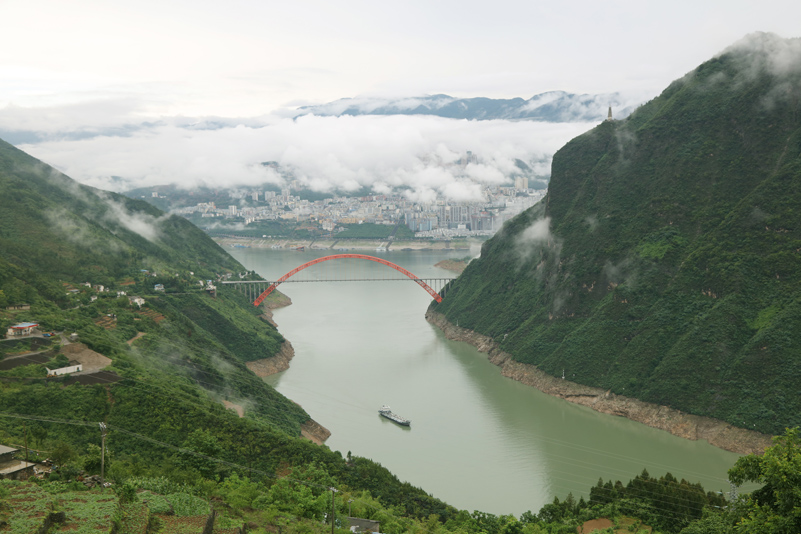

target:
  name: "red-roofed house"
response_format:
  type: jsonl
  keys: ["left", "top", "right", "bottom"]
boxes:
{"left": 6, "top": 322, "right": 38, "bottom": 338}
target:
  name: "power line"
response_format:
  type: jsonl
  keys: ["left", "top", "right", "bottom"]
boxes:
{"left": 0, "top": 410, "right": 738, "bottom": 523}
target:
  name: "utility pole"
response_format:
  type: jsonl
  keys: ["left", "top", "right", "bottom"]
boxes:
{"left": 23, "top": 422, "right": 28, "bottom": 463}
{"left": 99, "top": 423, "right": 107, "bottom": 489}
{"left": 330, "top": 487, "right": 337, "bottom": 534}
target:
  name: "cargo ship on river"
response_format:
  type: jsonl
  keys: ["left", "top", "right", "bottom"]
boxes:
{"left": 379, "top": 405, "right": 410, "bottom": 426}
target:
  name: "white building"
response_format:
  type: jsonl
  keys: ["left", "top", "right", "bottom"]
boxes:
{"left": 46, "top": 362, "right": 82, "bottom": 377}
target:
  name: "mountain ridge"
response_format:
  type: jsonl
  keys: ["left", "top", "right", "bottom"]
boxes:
{"left": 430, "top": 32, "right": 801, "bottom": 436}
{"left": 294, "top": 90, "right": 641, "bottom": 122}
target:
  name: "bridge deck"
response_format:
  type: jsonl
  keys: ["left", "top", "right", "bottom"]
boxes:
{"left": 221, "top": 278, "right": 454, "bottom": 284}
{"left": 221, "top": 253, "right": 457, "bottom": 305}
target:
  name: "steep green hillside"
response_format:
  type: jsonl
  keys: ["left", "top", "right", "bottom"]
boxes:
{"left": 433, "top": 33, "right": 801, "bottom": 435}
{"left": 0, "top": 135, "right": 300, "bottom": 429}
{"left": 0, "top": 138, "right": 457, "bottom": 523}
{"left": 0, "top": 140, "right": 242, "bottom": 284}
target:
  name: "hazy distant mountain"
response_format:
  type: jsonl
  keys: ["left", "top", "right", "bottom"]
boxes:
{"left": 0, "top": 91, "right": 632, "bottom": 146}
{"left": 295, "top": 91, "right": 640, "bottom": 122}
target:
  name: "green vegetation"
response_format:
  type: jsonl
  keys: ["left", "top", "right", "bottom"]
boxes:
{"left": 195, "top": 217, "right": 306, "bottom": 239}
{"left": 728, "top": 427, "right": 801, "bottom": 533}
{"left": 2, "top": 35, "right": 800, "bottom": 533}
{"left": 2, "top": 427, "right": 800, "bottom": 532}
{"left": 335, "top": 222, "right": 414, "bottom": 240}
{"left": 0, "top": 136, "right": 457, "bottom": 527}
{"left": 432, "top": 34, "right": 801, "bottom": 435}
{"left": 125, "top": 183, "right": 343, "bottom": 211}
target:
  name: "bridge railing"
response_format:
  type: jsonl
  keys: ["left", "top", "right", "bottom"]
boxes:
{"left": 221, "top": 278, "right": 455, "bottom": 303}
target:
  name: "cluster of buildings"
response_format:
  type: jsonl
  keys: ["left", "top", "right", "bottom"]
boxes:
{"left": 172, "top": 183, "right": 546, "bottom": 238}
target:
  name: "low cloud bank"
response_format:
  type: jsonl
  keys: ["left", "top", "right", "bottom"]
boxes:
{"left": 14, "top": 114, "right": 594, "bottom": 201}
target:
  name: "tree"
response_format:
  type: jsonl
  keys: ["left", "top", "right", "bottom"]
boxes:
{"left": 83, "top": 443, "right": 112, "bottom": 474}
{"left": 177, "top": 428, "right": 223, "bottom": 480}
{"left": 218, "top": 473, "right": 264, "bottom": 509}
{"left": 679, "top": 509, "right": 731, "bottom": 534}
{"left": 728, "top": 427, "right": 801, "bottom": 533}
{"left": 51, "top": 441, "right": 76, "bottom": 466}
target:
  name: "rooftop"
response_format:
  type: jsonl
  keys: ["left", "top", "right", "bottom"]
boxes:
{"left": 0, "top": 460, "right": 36, "bottom": 476}
{"left": 0, "top": 445, "right": 18, "bottom": 455}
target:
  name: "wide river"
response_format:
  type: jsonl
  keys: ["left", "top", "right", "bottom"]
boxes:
{"left": 229, "top": 247, "right": 742, "bottom": 516}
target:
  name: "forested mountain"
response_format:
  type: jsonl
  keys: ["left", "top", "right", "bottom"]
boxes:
{"left": 2, "top": 134, "right": 747, "bottom": 534}
{"left": 0, "top": 137, "right": 458, "bottom": 527}
{"left": 432, "top": 32, "right": 801, "bottom": 436}
{"left": 295, "top": 91, "right": 639, "bottom": 122}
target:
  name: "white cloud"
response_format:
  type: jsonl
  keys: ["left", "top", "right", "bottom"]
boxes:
{"left": 17, "top": 115, "right": 593, "bottom": 202}
{"left": 100, "top": 195, "right": 164, "bottom": 242}
{"left": 514, "top": 216, "right": 561, "bottom": 267}
{"left": 519, "top": 217, "right": 553, "bottom": 244}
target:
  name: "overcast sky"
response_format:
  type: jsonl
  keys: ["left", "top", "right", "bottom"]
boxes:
{"left": 1, "top": 0, "right": 800, "bottom": 195}
{"left": 3, "top": 0, "right": 800, "bottom": 115}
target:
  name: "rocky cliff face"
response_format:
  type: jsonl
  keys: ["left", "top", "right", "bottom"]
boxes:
{"left": 426, "top": 310, "right": 772, "bottom": 455}
{"left": 301, "top": 419, "right": 332, "bottom": 445}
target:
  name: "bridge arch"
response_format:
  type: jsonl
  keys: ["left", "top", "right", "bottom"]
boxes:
{"left": 253, "top": 254, "right": 443, "bottom": 306}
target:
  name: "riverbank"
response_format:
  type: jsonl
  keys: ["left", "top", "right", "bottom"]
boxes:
{"left": 246, "top": 339, "right": 295, "bottom": 377}
{"left": 214, "top": 236, "right": 475, "bottom": 251}
{"left": 247, "top": 292, "right": 295, "bottom": 377}
{"left": 425, "top": 310, "right": 773, "bottom": 455}
{"left": 246, "top": 294, "right": 332, "bottom": 443}
{"left": 434, "top": 259, "right": 469, "bottom": 273}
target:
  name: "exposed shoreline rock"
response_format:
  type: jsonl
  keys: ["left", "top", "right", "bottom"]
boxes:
{"left": 246, "top": 292, "right": 295, "bottom": 377}
{"left": 246, "top": 340, "right": 295, "bottom": 377}
{"left": 434, "top": 259, "right": 469, "bottom": 273}
{"left": 301, "top": 419, "right": 332, "bottom": 445}
{"left": 259, "top": 292, "right": 293, "bottom": 328}
{"left": 425, "top": 310, "right": 772, "bottom": 455}
{"left": 248, "top": 294, "right": 332, "bottom": 443}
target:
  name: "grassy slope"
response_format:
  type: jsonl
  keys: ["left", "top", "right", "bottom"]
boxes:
{"left": 433, "top": 34, "right": 801, "bottom": 435}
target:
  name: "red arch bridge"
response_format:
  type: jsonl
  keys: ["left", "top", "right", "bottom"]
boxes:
{"left": 220, "top": 254, "right": 455, "bottom": 306}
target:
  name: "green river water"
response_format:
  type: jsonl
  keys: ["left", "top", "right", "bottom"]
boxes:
{"left": 229, "top": 247, "right": 743, "bottom": 516}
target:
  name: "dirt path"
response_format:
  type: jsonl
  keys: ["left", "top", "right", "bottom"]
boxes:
{"left": 126, "top": 332, "right": 146, "bottom": 345}
{"left": 60, "top": 344, "right": 112, "bottom": 373}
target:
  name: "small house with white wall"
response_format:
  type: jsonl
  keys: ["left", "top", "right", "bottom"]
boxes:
{"left": 46, "top": 361, "right": 82, "bottom": 377}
